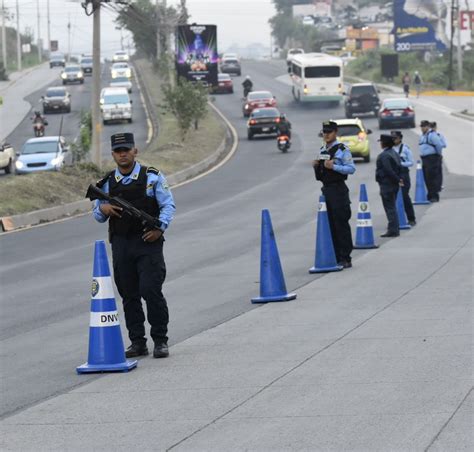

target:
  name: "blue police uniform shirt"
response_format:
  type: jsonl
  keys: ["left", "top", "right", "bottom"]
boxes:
{"left": 320, "top": 140, "right": 356, "bottom": 175}
{"left": 92, "top": 162, "right": 176, "bottom": 230}
{"left": 394, "top": 143, "right": 414, "bottom": 168}
{"left": 436, "top": 131, "right": 447, "bottom": 149}
{"left": 419, "top": 129, "right": 443, "bottom": 157}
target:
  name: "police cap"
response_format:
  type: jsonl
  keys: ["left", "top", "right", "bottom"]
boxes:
{"left": 111, "top": 133, "right": 135, "bottom": 151}
{"left": 322, "top": 121, "right": 338, "bottom": 133}
{"left": 390, "top": 130, "right": 403, "bottom": 139}
{"left": 378, "top": 134, "right": 395, "bottom": 147}
{"left": 430, "top": 121, "right": 437, "bottom": 128}
{"left": 420, "top": 120, "right": 431, "bottom": 127}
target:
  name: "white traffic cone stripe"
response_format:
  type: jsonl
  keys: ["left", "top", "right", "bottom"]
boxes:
{"left": 357, "top": 219, "right": 373, "bottom": 227}
{"left": 91, "top": 276, "right": 115, "bottom": 300}
{"left": 417, "top": 162, "right": 422, "bottom": 170}
{"left": 89, "top": 310, "right": 120, "bottom": 327}
{"left": 318, "top": 202, "right": 327, "bottom": 212}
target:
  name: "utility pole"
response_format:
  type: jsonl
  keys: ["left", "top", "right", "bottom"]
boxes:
{"left": 46, "top": 0, "right": 51, "bottom": 54}
{"left": 447, "top": 0, "right": 455, "bottom": 90}
{"left": 156, "top": 0, "right": 161, "bottom": 60}
{"left": 36, "top": 0, "right": 41, "bottom": 63}
{"left": 456, "top": 0, "right": 462, "bottom": 82}
{"left": 1, "top": 0, "right": 7, "bottom": 69}
{"left": 91, "top": 0, "right": 101, "bottom": 168}
{"left": 15, "top": 0, "right": 21, "bottom": 71}
{"left": 67, "top": 14, "right": 71, "bottom": 62}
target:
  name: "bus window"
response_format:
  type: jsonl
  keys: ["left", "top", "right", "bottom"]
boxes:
{"left": 292, "top": 64, "right": 302, "bottom": 77}
{"left": 304, "top": 66, "right": 340, "bottom": 78}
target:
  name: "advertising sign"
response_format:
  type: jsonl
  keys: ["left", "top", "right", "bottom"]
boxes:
{"left": 175, "top": 24, "right": 218, "bottom": 87}
{"left": 51, "top": 40, "right": 58, "bottom": 52}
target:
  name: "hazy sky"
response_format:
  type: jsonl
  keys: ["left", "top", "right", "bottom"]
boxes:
{"left": 3, "top": 0, "right": 276, "bottom": 57}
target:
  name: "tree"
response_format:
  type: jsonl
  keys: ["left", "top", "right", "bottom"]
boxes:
{"left": 162, "top": 78, "right": 208, "bottom": 140}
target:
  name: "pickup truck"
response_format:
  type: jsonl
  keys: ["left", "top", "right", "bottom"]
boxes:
{"left": 0, "top": 142, "right": 15, "bottom": 174}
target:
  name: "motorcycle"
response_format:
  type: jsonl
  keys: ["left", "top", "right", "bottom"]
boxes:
{"left": 243, "top": 85, "right": 252, "bottom": 99}
{"left": 32, "top": 119, "right": 48, "bottom": 137}
{"left": 277, "top": 134, "right": 291, "bottom": 153}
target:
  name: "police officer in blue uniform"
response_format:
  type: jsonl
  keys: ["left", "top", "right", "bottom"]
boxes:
{"left": 391, "top": 131, "right": 416, "bottom": 226}
{"left": 430, "top": 121, "right": 447, "bottom": 192}
{"left": 313, "top": 121, "right": 356, "bottom": 268}
{"left": 93, "top": 133, "right": 176, "bottom": 359}
{"left": 376, "top": 134, "right": 402, "bottom": 237}
{"left": 419, "top": 120, "right": 443, "bottom": 202}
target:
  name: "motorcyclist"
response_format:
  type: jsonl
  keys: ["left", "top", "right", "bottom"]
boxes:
{"left": 242, "top": 76, "right": 253, "bottom": 97}
{"left": 32, "top": 111, "right": 47, "bottom": 125}
{"left": 277, "top": 114, "right": 292, "bottom": 139}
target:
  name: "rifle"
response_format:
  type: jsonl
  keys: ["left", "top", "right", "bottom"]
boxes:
{"left": 86, "top": 184, "right": 161, "bottom": 231}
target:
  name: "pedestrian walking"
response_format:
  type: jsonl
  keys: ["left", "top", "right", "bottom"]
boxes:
{"left": 313, "top": 121, "right": 356, "bottom": 268}
{"left": 430, "top": 121, "right": 447, "bottom": 191}
{"left": 413, "top": 71, "right": 422, "bottom": 98}
{"left": 92, "top": 133, "right": 176, "bottom": 359}
{"left": 391, "top": 131, "right": 416, "bottom": 226}
{"left": 376, "top": 134, "right": 403, "bottom": 237}
{"left": 419, "top": 120, "right": 443, "bottom": 202}
{"left": 402, "top": 72, "right": 410, "bottom": 98}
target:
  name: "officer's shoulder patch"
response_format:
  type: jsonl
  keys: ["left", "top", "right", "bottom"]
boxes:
{"left": 146, "top": 166, "right": 161, "bottom": 176}
{"left": 96, "top": 170, "right": 114, "bottom": 188}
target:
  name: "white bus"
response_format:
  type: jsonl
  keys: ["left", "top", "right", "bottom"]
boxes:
{"left": 288, "top": 53, "right": 343, "bottom": 104}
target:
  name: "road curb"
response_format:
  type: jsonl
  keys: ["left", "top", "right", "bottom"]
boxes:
{"left": 451, "top": 111, "right": 474, "bottom": 122}
{"left": 0, "top": 101, "right": 238, "bottom": 233}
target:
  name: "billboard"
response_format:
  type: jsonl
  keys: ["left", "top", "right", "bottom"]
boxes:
{"left": 175, "top": 24, "right": 218, "bottom": 86}
{"left": 394, "top": 0, "right": 474, "bottom": 52}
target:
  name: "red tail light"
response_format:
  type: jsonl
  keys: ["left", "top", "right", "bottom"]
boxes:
{"left": 275, "top": 117, "right": 280, "bottom": 123}
{"left": 249, "top": 119, "right": 256, "bottom": 125}
{"left": 381, "top": 109, "right": 391, "bottom": 116}
{"left": 403, "top": 107, "right": 414, "bottom": 113}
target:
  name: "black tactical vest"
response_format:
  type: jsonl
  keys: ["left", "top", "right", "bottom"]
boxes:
{"left": 314, "top": 142, "right": 348, "bottom": 185}
{"left": 98, "top": 166, "right": 160, "bottom": 237}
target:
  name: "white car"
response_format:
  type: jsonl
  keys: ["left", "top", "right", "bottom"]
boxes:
{"left": 112, "top": 50, "right": 129, "bottom": 62}
{"left": 100, "top": 87, "right": 132, "bottom": 124}
{"left": 0, "top": 142, "right": 16, "bottom": 174}
{"left": 111, "top": 62, "right": 132, "bottom": 79}
{"left": 302, "top": 15, "right": 315, "bottom": 26}
{"left": 109, "top": 76, "right": 132, "bottom": 93}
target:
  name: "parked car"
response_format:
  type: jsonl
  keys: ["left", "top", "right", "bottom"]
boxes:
{"left": 378, "top": 98, "right": 416, "bottom": 129}
{"left": 344, "top": 83, "right": 381, "bottom": 118}
{"left": 111, "top": 62, "right": 132, "bottom": 79}
{"left": 220, "top": 58, "right": 241, "bottom": 76}
{"left": 109, "top": 76, "right": 132, "bottom": 93}
{"left": 80, "top": 56, "right": 93, "bottom": 75}
{"left": 100, "top": 87, "right": 132, "bottom": 124}
{"left": 0, "top": 142, "right": 16, "bottom": 174}
{"left": 112, "top": 50, "right": 129, "bottom": 62}
{"left": 61, "top": 64, "right": 84, "bottom": 84}
{"left": 41, "top": 86, "right": 71, "bottom": 113}
{"left": 243, "top": 90, "right": 277, "bottom": 117}
{"left": 212, "top": 73, "right": 233, "bottom": 94}
{"left": 331, "top": 118, "right": 372, "bottom": 162}
{"left": 15, "top": 136, "right": 71, "bottom": 174}
{"left": 247, "top": 107, "right": 281, "bottom": 140}
{"left": 49, "top": 53, "right": 66, "bottom": 68}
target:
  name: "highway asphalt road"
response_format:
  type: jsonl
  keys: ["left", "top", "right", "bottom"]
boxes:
{"left": 2, "top": 61, "right": 148, "bottom": 176}
{"left": 0, "top": 59, "right": 472, "bottom": 419}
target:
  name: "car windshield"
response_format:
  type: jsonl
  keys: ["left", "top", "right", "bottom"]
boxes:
{"left": 51, "top": 56, "right": 63, "bottom": 60}
{"left": 384, "top": 99, "right": 410, "bottom": 109}
{"left": 223, "top": 59, "right": 238, "bottom": 64}
{"left": 337, "top": 125, "right": 362, "bottom": 136}
{"left": 218, "top": 74, "right": 231, "bottom": 80}
{"left": 248, "top": 91, "right": 272, "bottom": 101}
{"left": 104, "top": 94, "right": 129, "bottom": 104}
{"left": 65, "top": 66, "right": 80, "bottom": 72}
{"left": 113, "top": 63, "right": 128, "bottom": 69}
{"left": 115, "top": 52, "right": 126, "bottom": 56}
{"left": 351, "top": 85, "right": 376, "bottom": 96}
{"left": 251, "top": 108, "right": 279, "bottom": 118}
{"left": 46, "top": 89, "right": 66, "bottom": 97}
{"left": 81, "top": 58, "right": 92, "bottom": 64}
{"left": 22, "top": 141, "right": 59, "bottom": 155}
{"left": 111, "top": 77, "right": 129, "bottom": 83}
{"left": 304, "top": 66, "right": 340, "bottom": 78}
{"left": 290, "top": 50, "right": 303, "bottom": 54}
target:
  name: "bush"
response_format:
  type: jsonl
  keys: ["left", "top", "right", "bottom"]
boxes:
{"left": 71, "top": 110, "right": 92, "bottom": 163}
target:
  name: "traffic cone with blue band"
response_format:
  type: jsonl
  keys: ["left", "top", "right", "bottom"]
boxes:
{"left": 413, "top": 160, "right": 430, "bottom": 205}
{"left": 309, "top": 195, "right": 343, "bottom": 273}
{"left": 396, "top": 188, "right": 411, "bottom": 230}
{"left": 354, "top": 183, "right": 378, "bottom": 249}
{"left": 251, "top": 209, "right": 296, "bottom": 303}
{"left": 77, "top": 240, "right": 137, "bottom": 374}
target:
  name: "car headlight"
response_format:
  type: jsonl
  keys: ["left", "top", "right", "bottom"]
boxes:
{"left": 51, "top": 156, "right": 64, "bottom": 166}
{"left": 245, "top": 104, "right": 249, "bottom": 109}
{"left": 61, "top": 73, "right": 67, "bottom": 79}
{"left": 126, "top": 70, "right": 131, "bottom": 77}
{"left": 78, "top": 71, "right": 84, "bottom": 77}
{"left": 64, "top": 98, "right": 70, "bottom": 104}
{"left": 15, "top": 160, "right": 24, "bottom": 169}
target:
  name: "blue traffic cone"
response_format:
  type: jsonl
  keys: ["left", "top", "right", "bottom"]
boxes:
{"left": 413, "top": 160, "right": 430, "bottom": 205}
{"left": 309, "top": 196, "right": 343, "bottom": 273}
{"left": 251, "top": 209, "right": 297, "bottom": 304}
{"left": 354, "top": 183, "right": 378, "bottom": 249}
{"left": 396, "top": 188, "right": 411, "bottom": 230}
{"left": 77, "top": 241, "right": 137, "bottom": 374}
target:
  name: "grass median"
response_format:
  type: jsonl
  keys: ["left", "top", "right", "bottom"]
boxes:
{"left": 0, "top": 59, "right": 227, "bottom": 218}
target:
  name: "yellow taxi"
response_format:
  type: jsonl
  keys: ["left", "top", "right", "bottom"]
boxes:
{"left": 332, "top": 118, "right": 372, "bottom": 162}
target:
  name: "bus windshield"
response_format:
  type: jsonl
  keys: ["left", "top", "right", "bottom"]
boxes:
{"left": 304, "top": 66, "right": 340, "bottom": 78}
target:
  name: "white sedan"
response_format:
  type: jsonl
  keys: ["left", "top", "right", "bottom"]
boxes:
{"left": 111, "top": 62, "right": 132, "bottom": 79}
